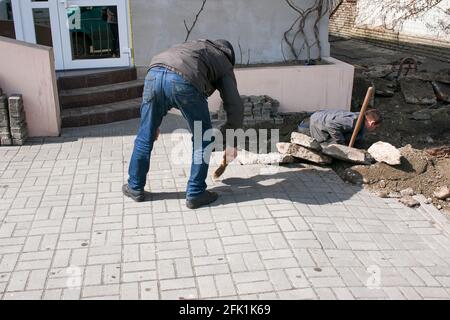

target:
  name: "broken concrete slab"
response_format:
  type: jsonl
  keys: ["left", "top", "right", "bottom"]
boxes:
{"left": 376, "top": 190, "right": 390, "bottom": 198}
{"left": 408, "top": 69, "right": 450, "bottom": 84}
{"left": 373, "top": 78, "right": 396, "bottom": 97}
{"left": 235, "top": 151, "right": 295, "bottom": 165}
{"left": 277, "top": 143, "right": 332, "bottom": 165}
{"left": 434, "top": 186, "right": 450, "bottom": 200}
{"left": 399, "top": 196, "right": 420, "bottom": 208}
{"left": 432, "top": 81, "right": 450, "bottom": 103}
{"left": 400, "top": 79, "right": 437, "bottom": 105}
{"left": 290, "top": 132, "right": 321, "bottom": 151}
{"left": 362, "top": 65, "right": 395, "bottom": 78}
{"left": 400, "top": 188, "right": 415, "bottom": 197}
{"left": 388, "top": 192, "right": 401, "bottom": 199}
{"left": 368, "top": 141, "right": 402, "bottom": 165}
{"left": 321, "top": 143, "right": 374, "bottom": 164}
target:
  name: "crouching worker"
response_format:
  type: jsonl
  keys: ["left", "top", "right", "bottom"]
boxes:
{"left": 298, "top": 109, "right": 382, "bottom": 147}
{"left": 122, "top": 39, "right": 244, "bottom": 209}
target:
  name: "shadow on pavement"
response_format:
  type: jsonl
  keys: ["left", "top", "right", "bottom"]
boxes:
{"left": 139, "top": 166, "right": 363, "bottom": 207}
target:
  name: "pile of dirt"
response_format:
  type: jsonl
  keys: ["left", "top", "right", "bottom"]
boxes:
{"left": 333, "top": 145, "right": 450, "bottom": 212}
{"left": 335, "top": 63, "right": 450, "bottom": 213}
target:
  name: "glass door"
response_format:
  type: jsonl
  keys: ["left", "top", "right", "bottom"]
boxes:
{"left": 0, "top": 0, "right": 16, "bottom": 39}
{"left": 15, "top": 0, "right": 64, "bottom": 70}
{"left": 57, "top": 0, "right": 130, "bottom": 69}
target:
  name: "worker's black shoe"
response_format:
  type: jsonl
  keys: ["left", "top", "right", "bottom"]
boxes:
{"left": 186, "top": 191, "right": 218, "bottom": 209}
{"left": 122, "top": 184, "right": 145, "bottom": 202}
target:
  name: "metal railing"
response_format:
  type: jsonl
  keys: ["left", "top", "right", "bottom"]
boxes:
{"left": 70, "top": 18, "right": 118, "bottom": 59}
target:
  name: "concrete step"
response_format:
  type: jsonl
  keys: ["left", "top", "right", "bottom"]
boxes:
{"left": 57, "top": 67, "right": 138, "bottom": 90}
{"left": 61, "top": 98, "right": 142, "bottom": 128}
{"left": 59, "top": 80, "right": 144, "bottom": 109}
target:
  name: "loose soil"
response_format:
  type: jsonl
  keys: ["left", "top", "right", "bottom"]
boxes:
{"left": 237, "top": 38, "right": 450, "bottom": 213}
{"left": 247, "top": 85, "right": 450, "bottom": 213}
{"left": 332, "top": 145, "right": 450, "bottom": 211}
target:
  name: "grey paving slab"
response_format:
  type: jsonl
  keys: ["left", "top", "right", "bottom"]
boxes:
{"left": 0, "top": 112, "right": 449, "bottom": 300}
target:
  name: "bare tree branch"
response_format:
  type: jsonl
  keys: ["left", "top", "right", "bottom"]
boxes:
{"left": 282, "top": 0, "right": 336, "bottom": 62}
{"left": 238, "top": 38, "right": 244, "bottom": 65}
{"left": 184, "top": 0, "right": 207, "bottom": 42}
{"left": 357, "top": 0, "right": 445, "bottom": 33}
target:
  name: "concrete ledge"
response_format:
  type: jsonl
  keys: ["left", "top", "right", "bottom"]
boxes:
{"left": 138, "top": 57, "right": 354, "bottom": 114}
{"left": 209, "top": 57, "right": 354, "bottom": 113}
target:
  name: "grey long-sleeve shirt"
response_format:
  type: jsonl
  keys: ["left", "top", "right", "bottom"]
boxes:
{"left": 309, "top": 110, "right": 362, "bottom": 145}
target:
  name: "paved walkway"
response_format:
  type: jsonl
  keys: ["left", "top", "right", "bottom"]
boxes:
{"left": 1, "top": 111, "right": 450, "bottom": 300}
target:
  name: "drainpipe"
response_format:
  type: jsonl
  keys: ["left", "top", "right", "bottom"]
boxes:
{"left": 127, "top": 0, "right": 135, "bottom": 67}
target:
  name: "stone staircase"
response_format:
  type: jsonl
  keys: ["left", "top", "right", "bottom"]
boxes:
{"left": 58, "top": 67, "right": 143, "bottom": 128}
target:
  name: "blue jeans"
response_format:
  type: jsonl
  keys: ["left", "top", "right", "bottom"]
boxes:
{"left": 128, "top": 67, "right": 213, "bottom": 200}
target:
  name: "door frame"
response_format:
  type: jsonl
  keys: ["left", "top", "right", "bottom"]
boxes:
{"left": 12, "top": 0, "right": 64, "bottom": 70}
{"left": 58, "top": 0, "right": 131, "bottom": 70}
{"left": 11, "top": 0, "right": 132, "bottom": 70}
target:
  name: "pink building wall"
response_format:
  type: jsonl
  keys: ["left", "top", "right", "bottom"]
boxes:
{"left": 0, "top": 36, "right": 61, "bottom": 137}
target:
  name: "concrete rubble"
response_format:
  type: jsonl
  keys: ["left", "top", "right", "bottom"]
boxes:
{"left": 399, "top": 196, "right": 421, "bottom": 208}
{"left": 408, "top": 69, "right": 450, "bottom": 84}
{"left": 400, "top": 188, "right": 415, "bottom": 197}
{"left": 434, "top": 186, "right": 450, "bottom": 200}
{"left": 358, "top": 63, "right": 449, "bottom": 105}
{"left": 321, "top": 143, "right": 374, "bottom": 165}
{"left": 400, "top": 78, "right": 437, "bottom": 105}
{"left": 290, "top": 132, "right": 321, "bottom": 151}
{"left": 277, "top": 142, "right": 332, "bottom": 165}
{"left": 235, "top": 151, "right": 295, "bottom": 165}
{"left": 368, "top": 141, "right": 402, "bottom": 166}
{"left": 362, "top": 65, "right": 395, "bottom": 79}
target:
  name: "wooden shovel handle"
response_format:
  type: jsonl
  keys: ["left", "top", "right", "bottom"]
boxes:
{"left": 349, "top": 87, "right": 374, "bottom": 148}
{"left": 222, "top": 148, "right": 237, "bottom": 165}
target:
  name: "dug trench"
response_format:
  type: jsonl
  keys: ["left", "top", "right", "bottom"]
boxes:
{"left": 214, "top": 87, "right": 449, "bottom": 213}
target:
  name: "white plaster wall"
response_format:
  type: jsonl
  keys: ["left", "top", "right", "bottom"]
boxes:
{"left": 356, "top": 0, "right": 450, "bottom": 42}
{"left": 130, "top": 0, "right": 331, "bottom": 67}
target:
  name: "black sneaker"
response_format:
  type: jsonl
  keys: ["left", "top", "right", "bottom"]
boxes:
{"left": 122, "top": 184, "right": 145, "bottom": 202}
{"left": 186, "top": 191, "right": 219, "bottom": 209}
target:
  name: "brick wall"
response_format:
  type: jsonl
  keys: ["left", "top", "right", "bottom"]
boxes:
{"left": 329, "top": 0, "right": 358, "bottom": 36}
{"left": 329, "top": 0, "right": 450, "bottom": 63}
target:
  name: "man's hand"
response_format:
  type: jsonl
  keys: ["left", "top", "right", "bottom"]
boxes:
{"left": 154, "top": 128, "right": 161, "bottom": 141}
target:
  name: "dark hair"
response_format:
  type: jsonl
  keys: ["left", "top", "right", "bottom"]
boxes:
{"left": 365, "top": 109, "right": 382, "bottom": 124}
